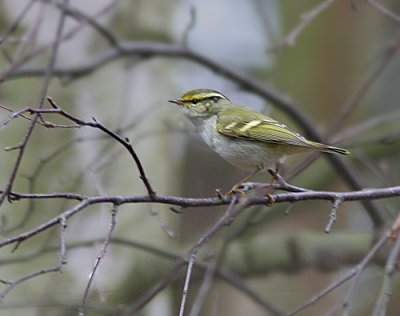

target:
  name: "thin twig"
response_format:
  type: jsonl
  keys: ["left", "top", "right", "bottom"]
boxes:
{"left": 0, "top": 0, "right": 119, "bottom": 83}
{"left": 371, "top": 233, "right": 400, "bottom": 316}
{"left": 0, "top": 219, "right": 68, "bottom": 300}
{"left": 182, "top": 5, "right": 197, "bottom": 47}
{"left": 0, "top": 0, "right": 69, "bottom": 207}
{"left": 270, "top": 0, "right": 336, "bottom": 51}
{"left": 179, "top": 253, "right": 196, "bottom": 316}
{"left": 367, "top": 0, "right": 400, "bottom": 23}
{"left": 0, "top": 233, "right": 380, "bottom": 316}
{"left": 189, "top": 256, "right": 217, "bottom": 316}
{"left": 288, "top": 232, "right": 389, "bottom": 316}
{"left": 178, "top": 194, "right": 241, "bottom": 316}
{"left": 11, "top": 103, "right": 156, "bottom": 198}
{"left": 324, "top": 197, "right": 343, "bottom": 233}
{"left": 328, "top": 29, "right": 400, "bottom": 134}
{"left": 0, "top": 0, "right": 36, "bottom": 47}
{"left": 79, "top": 204, "right": 118, "bottom": 316}
{"left": 123, "top": 260, "right": 187, "bottom": 315}
{"left": 53, "top": 1, "right": 121, "bottom": 48}
{"left": 341, "top": 232, "right": 390, "bottom": 316}
{"left": 58, "top": 216, "right": 68, "bottom": 266}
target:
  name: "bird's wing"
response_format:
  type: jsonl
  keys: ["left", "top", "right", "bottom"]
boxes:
{"left": 216, "top": 106, "right": 311, "bottom": 147}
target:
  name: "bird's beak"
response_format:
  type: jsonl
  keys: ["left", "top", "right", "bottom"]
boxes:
{"left": 168, "top": 99, "right": 184, "bottom": 106}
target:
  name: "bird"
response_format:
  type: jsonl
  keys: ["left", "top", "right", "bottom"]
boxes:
{"left": 169, "top": 89, "right": 349, "bottom": 183}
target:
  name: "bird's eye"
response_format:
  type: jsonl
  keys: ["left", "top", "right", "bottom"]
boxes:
{"left": 192, "top": 99, "right": 199, "bottom": 104}
{"left": 212, "top": 96, "right": 220, "bottom": 102}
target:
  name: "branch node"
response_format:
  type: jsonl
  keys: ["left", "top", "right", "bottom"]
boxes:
{"left": 4, "top": 144, "right": 22, "bottom": 151}
{"left": 47, "top": 96, "right": 59, "bottom": 109}
{"left": 169, "top": 206, "right": 184, "bottom": 214}
{"left": 11, "top": 240, "right": 22, "bottom": 253}
{"left": 58, "top": 215, "right": 67, "bottom": 228}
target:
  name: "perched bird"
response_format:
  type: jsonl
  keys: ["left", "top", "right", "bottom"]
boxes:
{"left": 169, "top": 89, "right": 349, "bottom": 178}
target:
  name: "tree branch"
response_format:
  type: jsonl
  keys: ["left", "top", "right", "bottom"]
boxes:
{"left": 1, "top": 184, "right": 399, "bottom": 249}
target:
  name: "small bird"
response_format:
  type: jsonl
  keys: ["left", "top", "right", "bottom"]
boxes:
{"left": 169, "top": 89, "right": 349, "bottom": 178}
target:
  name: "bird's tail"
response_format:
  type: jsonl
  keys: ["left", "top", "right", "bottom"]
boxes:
{"left": 309, "top": 141, "right": 350, "bottom": 155}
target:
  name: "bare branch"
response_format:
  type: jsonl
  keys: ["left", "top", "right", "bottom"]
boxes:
{"left": 372, "top": 233, "right": 400, "bottom": 316}
{"left": 182, "top": 5, "right": 197, "bottom": 47}
{"left": 52, "top": 1, "right": 121, "bottom": 48}
{"left": 1, "top": 183, "right": 400, "bottom": 249}
{"left": 0, "top": 220, "right": 68, "bottom": 300}
{"left": 270, "top": 0, "right": 336, "bottom": 51}
{"left": 0, "top": 0, "right": 36, "bottom": 47}
{"left": 324, "top": 197, "right": 343, "bottom": 233}
{"left": 341, "top": 233, "right": 390, "bottom": 315}
{"left": 0, "top": 0, "right": 119, "bottom": 83}
{"left": 367, "top": 0, "right": 400, "bottom": 23}
{"left": 79, "top": 204, "right": 118, "bottom": 316}
{"left": 288, "top": 232, "right": 390, "bottom": 316}
{"left": 328, "top": 29, "right": 400, "bottom": 134}
{"left": 6, "top": 103, "right": 156, "bottom": 197}
{"left": 0, "top": 0, "right": 69, "bottom": 207}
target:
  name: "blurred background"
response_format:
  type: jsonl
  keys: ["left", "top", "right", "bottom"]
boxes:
{"left": 1, "top": 0, "right": 400, "bottom": 315}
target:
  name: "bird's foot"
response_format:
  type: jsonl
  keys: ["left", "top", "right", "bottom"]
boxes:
{"left": 225, "top": 183, "right": 247, "bottom": 197}
{"left": 265, "top": 192, "right": 275, "bottom": 206}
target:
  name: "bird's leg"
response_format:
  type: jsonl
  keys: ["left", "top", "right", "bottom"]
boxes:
{"left": 264, "top": 163, "right": 282, "bottom": 204}
{"left": 225, "top": 167, "right": 262, "bottom": 196}
{"left": 268, "top": 162, "right": 281, "bottom": 182}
